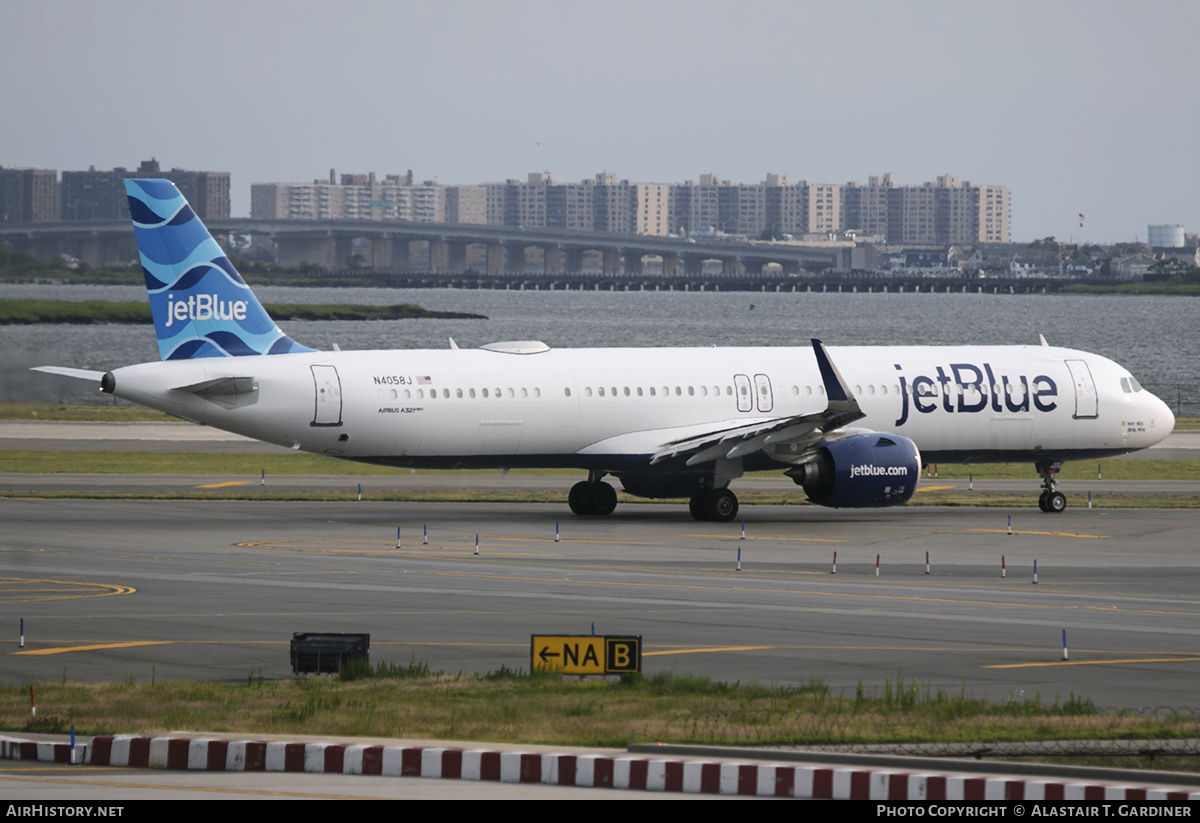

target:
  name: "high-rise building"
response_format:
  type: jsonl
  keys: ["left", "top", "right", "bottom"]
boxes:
{"left": 252, "top": 171, "right": 453, "bottom": 223}
{"left": 841, "top": 174, "right": 892, "bottom": 238}
{"left": 248, "top": 167, "right": 1009, "bottom": 244}
{"left": 0, "top": 166, "right": 58, "bottom": 223}
{"left": 445, "top": 186, "right": 486, "bottom": 224}
{"left": 61, "top": 159, "right": 230, "bottom": 220}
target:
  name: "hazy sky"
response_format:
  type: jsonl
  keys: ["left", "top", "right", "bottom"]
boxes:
{"left": 3, "top": 0, "right": 1197, "bottom": 242}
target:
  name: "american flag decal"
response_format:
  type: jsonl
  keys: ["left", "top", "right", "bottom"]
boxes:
{"left": 416, "top": 376, "right": 432, "bottom": 385}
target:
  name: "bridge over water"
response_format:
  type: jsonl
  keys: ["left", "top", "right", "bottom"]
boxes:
{"left": 0, "top": 218, "right": 843, "bottom": 275}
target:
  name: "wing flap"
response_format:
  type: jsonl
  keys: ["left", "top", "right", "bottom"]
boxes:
{"left": 650, "top": 339, "right": 865, "bottom": 466}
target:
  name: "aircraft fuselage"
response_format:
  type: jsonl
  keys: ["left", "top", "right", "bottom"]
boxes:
{"left": 105, "top": 343, "right": 1172, "bottom": 472}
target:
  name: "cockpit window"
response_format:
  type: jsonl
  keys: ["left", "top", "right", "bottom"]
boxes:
{"left": 1120, "top": 378, "right": 1132, "bottom": 393}
{"left": 1129, "top": 375, "right": 1144, "bottom": 392}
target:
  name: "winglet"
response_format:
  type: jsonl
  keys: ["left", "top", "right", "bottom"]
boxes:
{"left": 812, "top": 339, "right": 855, "bottom": 404}
{"left": 811, "top": 339, "right": 863, "bottom": 428}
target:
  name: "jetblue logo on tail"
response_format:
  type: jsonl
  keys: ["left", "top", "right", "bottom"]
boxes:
{"left": 125, "top": 179, "right": 314, "bottom": 360}
{"left": 164, "top": 294, "right": 249, "bottom": 327}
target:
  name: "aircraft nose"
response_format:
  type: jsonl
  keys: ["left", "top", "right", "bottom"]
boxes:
{"left": 1144, "top": 390, "right": 1175, "bottom": 442}
{"left": 1156, "top": 393, "right": 1176, "bottom": 435}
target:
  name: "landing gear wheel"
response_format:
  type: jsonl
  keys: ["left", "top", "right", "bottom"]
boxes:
{"left": 587, "top": 482, "right": 618, "bottom": 516}
{"left": 568, "top": 481, "right": 590, "bottom": 515}
{"left": 688, "top": 493, "right": 706, "bottom": 521}
{"left": 1035, "top": 461, "right": 1064, "bottom": 514}
{"left": 704, "top": 488, "right": 739, "bottom": 522}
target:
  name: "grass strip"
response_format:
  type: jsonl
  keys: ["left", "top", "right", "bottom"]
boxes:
{"left": 3, "top": 450, "right": 1199, "bottom": 482}
{"left": 0, "top": 403, "right": 174, "bottom": 422}
{"left": 5, "top": 667, "right": 1189, "bottom": 752}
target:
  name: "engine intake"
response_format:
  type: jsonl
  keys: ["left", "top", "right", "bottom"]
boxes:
{"left": 788, "top": 433, "right": 920, "bottom": 508}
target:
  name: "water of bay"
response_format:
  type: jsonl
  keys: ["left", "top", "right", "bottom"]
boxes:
{"left": 2, "top": 284, "right": 1196, "bottom": 414}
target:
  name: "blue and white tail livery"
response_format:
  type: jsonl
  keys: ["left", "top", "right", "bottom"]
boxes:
{"left": 126, "top": 179, "right": 314, "bottom": 360}
{"left": 33, "top": 178, "right": 1174, "bottom": 521}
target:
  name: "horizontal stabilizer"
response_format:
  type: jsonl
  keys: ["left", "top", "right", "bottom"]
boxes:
{"left": 30, "top": 366, "right": 105, "bottom": 383}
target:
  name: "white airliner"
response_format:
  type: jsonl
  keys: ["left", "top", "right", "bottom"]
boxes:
{"left": 34, "top": 180, "right": 1175, "bottom": 521}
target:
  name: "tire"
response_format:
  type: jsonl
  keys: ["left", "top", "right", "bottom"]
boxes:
{"left": 689, "top": 492, "right": 708, "bottom": 521}
{"left": 705, "top": 489, "right": 739, "bottom": 523}
{"left": 1047, "top": 491, "right": 1067, "bottom": 513}
{"left": 1038, "top": 491, "right": 1050, "bottom": 512}
{"left": 568, "top": 481, "right": 591, "bottom": 515}
{"left": 588, "top": 482, "right": 618, "bottom": 516}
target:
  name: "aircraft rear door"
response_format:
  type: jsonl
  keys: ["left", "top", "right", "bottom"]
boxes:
{"left": 1065, "top": 359, "right": 1098, "bottom": 419}
{"left": 311, "top": 364, "right": 343, "bottom": 427}
{"left": 754, "top": 373, "right": 774, "bottom": 412}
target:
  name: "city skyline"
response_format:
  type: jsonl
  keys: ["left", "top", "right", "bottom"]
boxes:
{"left": 2, "top": 0, "right": 1197, "bottom": 243}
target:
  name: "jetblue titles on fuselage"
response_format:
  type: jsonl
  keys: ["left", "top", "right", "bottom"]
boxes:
{"left": 894, "top": 361, "right": 1058, "bottom": 427}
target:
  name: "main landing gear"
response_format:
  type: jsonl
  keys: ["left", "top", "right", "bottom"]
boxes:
{"left": 1036, "top": 461, "right": 1066, "bottom": 513}
{"left": 568, "top": 473, "right": 618, "bottom": 516}
{"left": 688, "top": 488, "right": 739, "bottom": 522}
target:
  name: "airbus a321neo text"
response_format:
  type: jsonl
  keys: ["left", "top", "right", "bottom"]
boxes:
{"left": 34, "top": 180, "right": 1175, "bottom": 522}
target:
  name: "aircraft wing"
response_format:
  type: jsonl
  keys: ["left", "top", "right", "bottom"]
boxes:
{"left": 649, "top": 339, "right": 865, "bottom": 466}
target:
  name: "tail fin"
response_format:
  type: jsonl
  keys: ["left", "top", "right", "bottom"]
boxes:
{"left": 125, "top": 179, "right": 315, "bottom": 360}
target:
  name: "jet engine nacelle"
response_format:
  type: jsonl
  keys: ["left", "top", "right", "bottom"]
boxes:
{"left": 789, "top": 433, "right": 920, "bottom": 508}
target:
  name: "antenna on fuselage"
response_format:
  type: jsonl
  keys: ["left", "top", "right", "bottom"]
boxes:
{"left": 449, "top": 338, "right": 459, "bottom": 350}
{"left": 1038, "top": 334, "right": 1049, "bottom": 347}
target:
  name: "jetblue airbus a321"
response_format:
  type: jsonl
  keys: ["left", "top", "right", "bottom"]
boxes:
{"left": 34, "top": 180, "right": 1175, "bottom": 521}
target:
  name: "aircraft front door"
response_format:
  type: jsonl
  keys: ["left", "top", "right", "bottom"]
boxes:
{"left": 1065, "top": 359, "right": 1098, "bottom": 419}
{"left": 311, "top": 364, "right": 343, "bottom": 427}
{"left": 734, "top": 374, "right": 753, "bottom": 412}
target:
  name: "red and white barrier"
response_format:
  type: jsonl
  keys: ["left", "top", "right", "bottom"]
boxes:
{"left": 4, "top": 734, "right": 1198, "bottom": 799}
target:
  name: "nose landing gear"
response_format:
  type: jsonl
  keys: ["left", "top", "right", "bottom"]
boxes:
{"left": 1036, "top": 461, "right": 1066, "bottom": 513}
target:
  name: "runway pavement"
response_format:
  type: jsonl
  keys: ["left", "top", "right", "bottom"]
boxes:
{"left": 3, "top": 497, "right": 1200, "bottom": 709}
